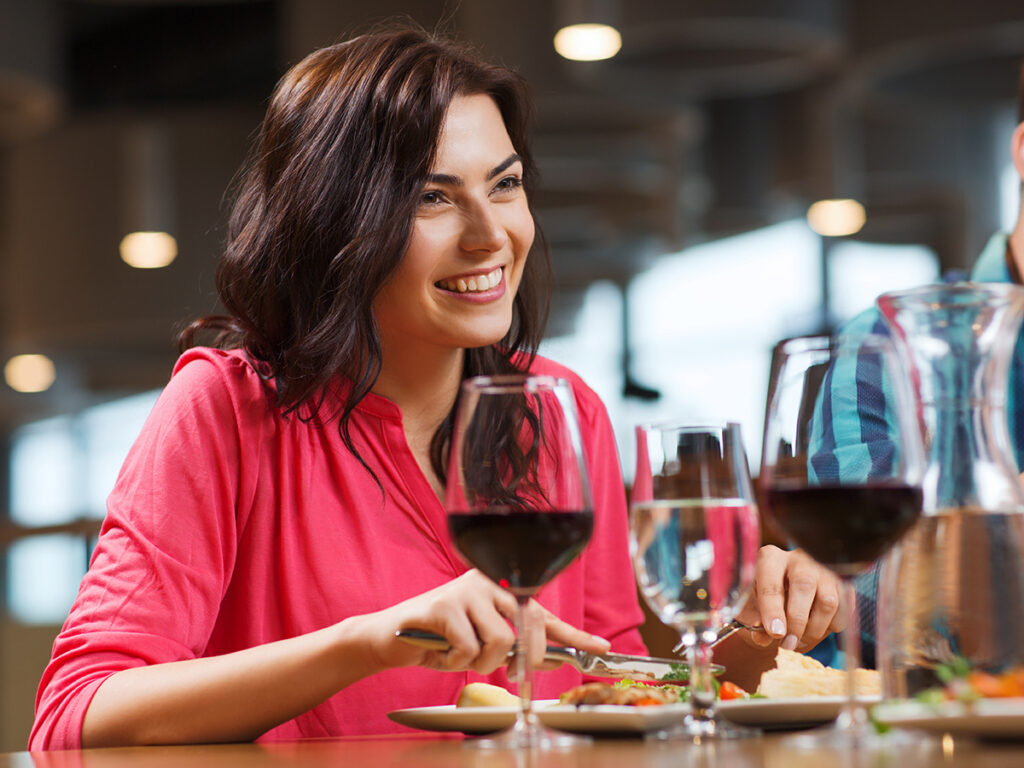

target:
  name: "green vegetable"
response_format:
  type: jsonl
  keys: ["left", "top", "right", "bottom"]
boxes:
{"left": 935, "top": 656, "right": 971, "bottom": 684}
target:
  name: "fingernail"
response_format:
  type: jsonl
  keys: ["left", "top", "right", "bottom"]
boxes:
{"left": 782, "top": 634, "right": 799, "bottom": 650}
{"left": 769, "top": 619, "right": 786, "bottom": 636}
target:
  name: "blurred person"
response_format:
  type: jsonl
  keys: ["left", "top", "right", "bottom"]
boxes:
{"left": 30, "top": 24, "right": 842, "bottom": 749}
{"left": 809, "top": 62, "right": 1024, "bottom": 668}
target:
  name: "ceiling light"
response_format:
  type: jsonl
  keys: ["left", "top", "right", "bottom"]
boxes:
{"left": 121, "top": 121, "right": 177, "bottom": 268}
{"left": 120, "top": 231, "right": 178, "bottom": 268}
{"left": 4, "top": 354, "right": 56, "bottom": 393}
{"left": 806, "top": 198, "right": 866, "bottom": 237}
{"left": 554, "top": 23, "right": 622, "bottom": 61}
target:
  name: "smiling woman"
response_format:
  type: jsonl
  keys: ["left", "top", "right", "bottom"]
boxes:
{"left": 28, "top": 24, "right": 647, "bottom": 750}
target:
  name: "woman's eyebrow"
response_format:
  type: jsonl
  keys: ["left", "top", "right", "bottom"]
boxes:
{"left": 486, "top": 154, "right": 521, "bottom": 180}
{"left": 425, "top": 154, "right": 522, "bottom": 187}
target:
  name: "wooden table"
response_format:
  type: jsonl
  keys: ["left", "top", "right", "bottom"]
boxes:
{"left": 3, "top": 732, "right": 1023, "bottom": 768}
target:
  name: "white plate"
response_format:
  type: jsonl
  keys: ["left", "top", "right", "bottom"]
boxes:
{"left": 387, "top": 701, "right": 557, "bottom": 735}
{"left": 387, "top": 700, "right": 687, "bottom": 735}
{"left": 388, "top": 696, "right": 882, "bottom": 735}
{"left": 873, "top": 698, "right": 1024, "bottom": 739}
{"left": 537, "top": 703, "right": 691, "bottom": 734}
{"left": 717, "top": 695, "right": 881, "bottom": 730}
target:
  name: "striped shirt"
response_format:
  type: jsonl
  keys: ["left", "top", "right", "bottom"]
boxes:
{"left": 814, "top": 232, "right": 1024, "bottom": 668}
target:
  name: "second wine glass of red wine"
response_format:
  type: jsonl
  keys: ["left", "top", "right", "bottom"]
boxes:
{"left": 759, "top": 333, "right": 925, "bottom": 750}
{"left": 445, "top": 374, "right": 594, "bottom": 749}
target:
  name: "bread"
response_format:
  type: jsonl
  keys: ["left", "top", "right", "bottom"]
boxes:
{"left": 456, "top": 682, "right": 521, "bottom": 707}
{"left": 756, "top": 648, "right": 881, "bottom": 698}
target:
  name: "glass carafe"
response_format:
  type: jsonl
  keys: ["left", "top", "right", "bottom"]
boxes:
{"left": 876, "top": 283, "right": 1024, "bottom": 697}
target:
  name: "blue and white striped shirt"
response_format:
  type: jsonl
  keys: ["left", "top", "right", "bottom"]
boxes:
{"left": 815, "top": 232, "right": 1024, "bottom": 667}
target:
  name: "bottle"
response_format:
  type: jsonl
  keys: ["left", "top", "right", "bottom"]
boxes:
{"left": 876, "top": 283, "right": 1024, "bottom": 697}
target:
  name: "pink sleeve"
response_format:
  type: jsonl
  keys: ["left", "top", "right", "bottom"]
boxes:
{"left": 29, "top": 351, "right": 263, "bottom": 750}
{"left": 575, "top": 386, "right": 647, "bottom": 656}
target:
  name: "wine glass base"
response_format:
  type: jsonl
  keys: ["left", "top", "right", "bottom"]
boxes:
{"left": 779, "top": 719, "right": 933, "bottom": 754}
{"left": 646, "top": 715, "right": 759, "bottom": 743}
{"left": 464, "top": 720, "right": 591, "bottom": 750}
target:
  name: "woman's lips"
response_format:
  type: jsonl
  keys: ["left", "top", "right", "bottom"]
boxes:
{"left": 435, "top": 266, "right": 506, "bottom": 301}
{"left": 436, "top": 266, "right": 503, "bottom": 294}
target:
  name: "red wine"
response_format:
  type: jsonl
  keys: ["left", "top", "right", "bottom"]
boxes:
{"left": 448, "top": 509, "right": 594, "bottom": 595}
{"left": 764, "top": 483, "right": 922, "bottom": 577}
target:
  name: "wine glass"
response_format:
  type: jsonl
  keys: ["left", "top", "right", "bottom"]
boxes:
{"left": 446, "top": 374, "right": 594, "bottom": 749}
{"left": 760, "top": 333, "right": 925, "bottom": 749}
{"left": 630, "top": 421, "right": 761, "bottom": 741}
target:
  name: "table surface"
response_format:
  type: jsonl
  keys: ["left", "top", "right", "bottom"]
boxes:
{"left": 3, "top": 731, "right": 1023, "bottom": 768}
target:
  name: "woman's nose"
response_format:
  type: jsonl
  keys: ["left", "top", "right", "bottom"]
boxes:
{"left": 460, "top": 202, "right": 508, "bottom": 254}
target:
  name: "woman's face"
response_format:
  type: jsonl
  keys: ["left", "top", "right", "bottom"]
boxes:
{"left": 373, "top": 93, "right": 535, "bottom": 356}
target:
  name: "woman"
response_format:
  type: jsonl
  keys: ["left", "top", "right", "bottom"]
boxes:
{"left": 31, "top": 26, "right": 841, "bottom": 749}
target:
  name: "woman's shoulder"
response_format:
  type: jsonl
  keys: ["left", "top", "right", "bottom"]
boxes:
{"left": 167, "top": 347, "right": 277, "bottom": 411}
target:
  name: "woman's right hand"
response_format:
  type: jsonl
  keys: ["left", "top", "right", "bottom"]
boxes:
{"left": 352, "top": 569, "right": 610, "bottom": 676}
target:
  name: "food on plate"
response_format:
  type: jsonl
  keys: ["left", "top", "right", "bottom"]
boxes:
{"left": 718, "top": 681, "right": 749, "bottom": 701}
{"left": 557, "top": 678, "right": 752, "bottom": 707}
{"left": 455, "top": 682, "right": 521, "bottom": 708}
{"left": 559, "top": 680, "right": 684, "bottom": 706}
{"left": 756, "top": 648, "right": 880, "bottom": 698}
{"left": 915, "top": 657, "right": 1024, "bottom": 703}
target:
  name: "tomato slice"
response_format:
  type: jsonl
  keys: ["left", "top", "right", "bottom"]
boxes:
{"left": 719, "top": 681, "right": 748, "bottom": 701}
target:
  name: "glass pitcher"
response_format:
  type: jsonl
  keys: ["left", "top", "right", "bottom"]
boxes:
{"left": 876, "top": 282, "right": 1024, "bottom": 697}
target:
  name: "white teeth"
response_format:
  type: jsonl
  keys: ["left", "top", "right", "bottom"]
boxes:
{"left": 439, "top": 267, "right": 502, "bottom": 293}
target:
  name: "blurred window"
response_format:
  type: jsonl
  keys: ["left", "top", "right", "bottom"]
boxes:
{"left": 829, "top": 241, "right": 939, "bottom": 321}
{"left": 6, "top": 390, "right": 159, "bottom": 624}
{"left": 541, "top": 219, "right": 937, "bottom": 479}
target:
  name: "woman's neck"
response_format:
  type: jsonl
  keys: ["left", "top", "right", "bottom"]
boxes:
{"left": 372, "top": 344, "right": 465, "bottom": 499}
{"left": 373, "top": 346, "right": 463, "bottom": 424}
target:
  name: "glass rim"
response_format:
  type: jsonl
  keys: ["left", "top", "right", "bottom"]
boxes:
{"left": 877, "top": 280, "right": 1024, "bottom": 308}
{"left": 777, "top": 332, "right": 899, "bottom": 356}
{"left": 635, "top": 419, "right": 741, "bottom": 434}
{"left": 460, "top": 373, "right": 568, "bottom": 395}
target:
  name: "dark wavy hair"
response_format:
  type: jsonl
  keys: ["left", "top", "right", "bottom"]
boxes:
{"left": 179, "top": 25, "right": 551, "bottom": 480}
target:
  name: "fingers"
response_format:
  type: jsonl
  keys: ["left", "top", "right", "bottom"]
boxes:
{"left": 538, "top": 603, "right": 611, "bottom": 655}
{"left": 798, "top": 569, "right": 844, "bottom": 648}
{"left": 749, "top": 546, "right": 844, "bottom": 651}
{"left": 388, "top": 569, "right": 606, "bottom": 678}
{"left": 391, "top": 571, "right": 516, "bottom": 673}
{"left": 750, "top": 545, "right": 789, "bottom": 647}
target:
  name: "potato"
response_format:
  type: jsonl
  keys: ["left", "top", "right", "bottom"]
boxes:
{"left": 456, "top": 682, "right": 521, "bottom": 707}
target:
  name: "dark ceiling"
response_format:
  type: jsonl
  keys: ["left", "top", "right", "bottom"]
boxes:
{"left": 1, "top": 0, "right": 1023, "bottom": 426}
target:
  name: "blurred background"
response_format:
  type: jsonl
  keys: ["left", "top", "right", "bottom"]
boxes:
{"left": 1, "top": 0, "right": 1023, "bottom": 750}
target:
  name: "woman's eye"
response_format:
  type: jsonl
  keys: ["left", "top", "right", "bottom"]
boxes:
{"left": 494, "top": 176, "right": 523, "bottom": 193}
{"left": 420, "top": 190, "right": 443, "bottom": 206}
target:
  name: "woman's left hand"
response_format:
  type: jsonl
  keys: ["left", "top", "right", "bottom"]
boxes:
{"left": 733, "top": 545, "right": 846, "bottom": 652}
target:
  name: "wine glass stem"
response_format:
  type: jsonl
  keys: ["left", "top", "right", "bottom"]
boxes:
{"left": 514, "top": 595, "right": 535, "bottom": 732}
{"left": 837, "top": 578, "right": 869, "bottom": 731}
{"left": 682, "top": 627, "right": 716, "bottom": 720}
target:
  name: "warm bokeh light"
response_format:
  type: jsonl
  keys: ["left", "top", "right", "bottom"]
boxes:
{"left": 554, "top": 23, "right": 622, "bottom": 61}
{"left": 806, "top": 198, "right": 867, "bottom": 237}
{"left": 119, "top": 231, "right": 177, "bottom": 268}
{"left": 4, "top": 354, "right": 56, "bottom": 393}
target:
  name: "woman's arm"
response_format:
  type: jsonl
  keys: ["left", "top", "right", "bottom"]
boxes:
{"left": 82, "top": 569, "right": 610, "bottom": 747}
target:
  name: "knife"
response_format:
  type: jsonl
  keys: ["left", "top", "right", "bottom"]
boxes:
{"left": 395, "top": 628, "right": 724, "bottom": 683}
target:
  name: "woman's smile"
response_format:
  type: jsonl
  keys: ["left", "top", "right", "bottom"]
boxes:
{"left": 435, "top": 266, "right": 505, "bottom": 298}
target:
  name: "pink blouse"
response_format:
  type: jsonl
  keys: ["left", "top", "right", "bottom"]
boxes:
{"left": 30, "top": 348, "right": 645, "bottom": 749}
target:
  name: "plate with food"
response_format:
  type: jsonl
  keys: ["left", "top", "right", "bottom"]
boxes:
{"left": 387, "top": 683, "right": 546, "bottom": 734}
{"left": 872, "top": 660, "right": 1024, "bottom": 740}
{"left": 388, "top": 649, "right": 884, "bottom": 735}
{"left": 388, "top": 680, "right": 695, "bottom": 735}
{"left": 717, "top": 647, "right": 882, "bottom": 729}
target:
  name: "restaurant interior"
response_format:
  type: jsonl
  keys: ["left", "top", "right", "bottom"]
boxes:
{"left": 1, "top": 0, "right": 1024, "bottom": 753}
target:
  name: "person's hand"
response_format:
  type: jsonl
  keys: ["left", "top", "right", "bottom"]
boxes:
{"left": 733, "top": 545, "right": 845, "bottom": 652}
{"left": 356, "top": 570, "right": 610, "bottom": 675}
